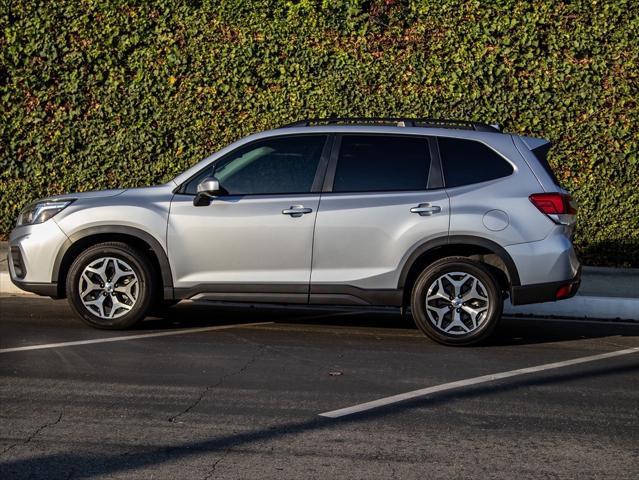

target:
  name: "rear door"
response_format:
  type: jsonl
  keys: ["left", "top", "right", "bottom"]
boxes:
{"left": 310, "top": 134, "right": 450, "bottom": 305}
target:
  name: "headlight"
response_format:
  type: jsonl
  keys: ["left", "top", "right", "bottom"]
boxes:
{"left": 16, "top": 199, "right": 74, "bottom": 227}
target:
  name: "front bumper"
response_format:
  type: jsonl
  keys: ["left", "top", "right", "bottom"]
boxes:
{"left": 510, "top": 266, "right": 581, "bottom": 306}
{"left": 8, "top": 272, "right": 60, "bottom": 297}
{"left": 8, "top": 220, "right": 69, "bottom": 298}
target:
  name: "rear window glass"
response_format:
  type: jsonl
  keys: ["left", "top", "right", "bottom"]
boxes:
{"left": 532, "top": 143, "right": 562, "bottom": 187}
{"left": 439, "top": 137, "right": 513, "bottom": 188}
{"left": 333, "top": 135, "right": 430, "bottom": 192}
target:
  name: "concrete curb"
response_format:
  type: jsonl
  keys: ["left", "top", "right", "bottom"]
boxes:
{"left": 505, "top": 296, "right": 638, "bottom": 321}
{"left": 0, "top": 272, "right": 32, "bottom": 296}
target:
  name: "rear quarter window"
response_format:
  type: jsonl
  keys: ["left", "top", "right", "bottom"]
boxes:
{"left": 531, "top": 143, "right": 562, "bottom": 187}
{"left": 439, "top": 137, "right": 513, "bottom": 188}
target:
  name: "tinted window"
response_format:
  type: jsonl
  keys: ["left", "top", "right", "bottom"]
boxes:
{"left": 439, "top": 137, "right": 513, "bottom": 187}
{"left": 184, "top": 135, "right": 326, "bottom": 195}
{"left": 532, "top": 143, "right": 561, "bottom": 187}
{"left": 333, "top": 136, "right": 430, "bottom": 192}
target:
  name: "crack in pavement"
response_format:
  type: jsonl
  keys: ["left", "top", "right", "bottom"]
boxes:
{"left": 0, "top": 410, "right": 63, "bottom": 458}
{"left": 203, "top": 446, "right": 232, "bottom": 480}
{"left": 168, "top": 345, "right": 266, "bottom": 423}
{"left": 224, "top": 332, "right": 391, "bottom": 395}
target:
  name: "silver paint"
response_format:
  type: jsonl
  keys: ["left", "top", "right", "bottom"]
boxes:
{"left": 9, "top": 124, "right": 580, "bottom": 301}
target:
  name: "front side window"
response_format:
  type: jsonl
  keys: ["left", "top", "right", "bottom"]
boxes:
{"left": 439, "top": 137, "right": 514, "bottom": 188}
{"left": 332, "top": 135, "right": 430, "bottom": 192}
{"left": 184, "top": 135, "right": 327, "bottom": 195}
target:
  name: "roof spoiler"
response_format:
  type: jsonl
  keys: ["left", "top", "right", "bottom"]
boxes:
{"left": 519, "top": 136, "right": 551, "bottom": 150}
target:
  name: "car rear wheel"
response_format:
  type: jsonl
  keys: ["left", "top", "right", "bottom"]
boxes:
{"left": 410, "top": 257, "right": 503, "bottom": 346}
{"left": 66, "top": 242, "right": 156, "bottom": 329}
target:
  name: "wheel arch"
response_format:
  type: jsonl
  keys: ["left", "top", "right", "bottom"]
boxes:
{"left": 53, "top": 226, "right": 173, "bottom": 299}
{"left": 398, "top": 235, "right": 520, "bottom": 306}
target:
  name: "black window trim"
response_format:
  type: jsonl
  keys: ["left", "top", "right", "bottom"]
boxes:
{"left": 427, "top": 136, "right": 444, "bottom": 190}
{"left": 531, "top": 142, "right": 561, "bottom": 187}
{"left": 322, "top": 133, "right": 444, "bottom": 194}
{"left": 175, "top": 133, "right": 334, "bottom": 197}
{"left": 436, "top": 136, "right": 515, "bottom": 189}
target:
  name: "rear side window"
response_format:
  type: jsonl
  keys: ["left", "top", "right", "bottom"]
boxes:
{"left": 332, "top": 135, "right": 430, "bottom": 192}
{"left": 439, "top": 137, "right": 513, "bottom": 188}
{"left": 532, "top": 143, "right": 562, "bottom": 187}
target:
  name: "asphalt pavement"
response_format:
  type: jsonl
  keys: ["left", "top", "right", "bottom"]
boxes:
{"left": 1, "top": 296, "right": 638, "bottom": 479}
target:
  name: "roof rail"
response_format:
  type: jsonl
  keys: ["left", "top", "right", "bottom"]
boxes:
{"left": 279, "top": 117, "right": 501, "bottom": 133}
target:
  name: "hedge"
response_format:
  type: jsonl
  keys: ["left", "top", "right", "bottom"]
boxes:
{"left": 1, "top": 0, "right": 638, "bottom": 266}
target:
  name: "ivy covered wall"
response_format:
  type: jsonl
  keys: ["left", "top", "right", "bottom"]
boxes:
{"left": 1, "top": 1, "right": 637, "bottom": 265}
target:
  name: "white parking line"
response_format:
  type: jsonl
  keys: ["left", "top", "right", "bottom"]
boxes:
{"left": 0, "top": 322, "right": 274, "bottom": 354}
{"left": 319, "top": 346, "right": 639, "bottom": 418}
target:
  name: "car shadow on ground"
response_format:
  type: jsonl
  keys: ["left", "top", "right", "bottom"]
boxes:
{"left": 2, "top": 359, "right": 637, "bottom": 479}
{"left": 141, "top": 300, "right": 639, "bottom": 347}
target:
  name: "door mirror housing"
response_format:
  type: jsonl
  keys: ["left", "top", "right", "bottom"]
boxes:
{"left": 194, "top": 177, "right": 223, "bottom": 206}
{"left": 197, "top": 177, "right": 222, "bottom": 197}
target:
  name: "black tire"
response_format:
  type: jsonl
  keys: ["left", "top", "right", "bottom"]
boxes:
{"left": 410, "top": 256, "right": 503, "bottom": 346}
{"left": 66, "top": 242, "right": 156, "bottom": 329}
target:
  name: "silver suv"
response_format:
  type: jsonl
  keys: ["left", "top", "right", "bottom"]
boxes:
{"left": 8, "top": 118, "right": 581, "bottom": 345}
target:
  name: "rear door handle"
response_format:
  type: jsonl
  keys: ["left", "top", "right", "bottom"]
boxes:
{"left": 282, "top": 205, "right": 313, "bottom": 217}
{"left": 410, "top": 203, "right": 441, "bottom": 216}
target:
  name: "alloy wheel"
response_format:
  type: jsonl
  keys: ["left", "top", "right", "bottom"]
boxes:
{"left": 78, "top": 257, "right": 139, "bottom": 319}
{"left": 425, "top": 271, "right": 490, "bottom": 335}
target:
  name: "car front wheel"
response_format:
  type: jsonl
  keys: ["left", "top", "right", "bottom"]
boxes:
{"left": 66, "top": 242, "right": 156, "bottom": 329}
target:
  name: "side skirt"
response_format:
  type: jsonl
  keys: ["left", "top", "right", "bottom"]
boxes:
{"left": 173, "top": 283, "right": 403, "bottom": 307}
{"left": 310, "top": 285, "right": 403, "bottom": 306}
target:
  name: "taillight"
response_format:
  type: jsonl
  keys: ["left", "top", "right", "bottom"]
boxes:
{"left": 529, "top": 193, "right": 577, "bottom": 226}
{"left": 555, "top": 284, "right": 572, "bottom": 299}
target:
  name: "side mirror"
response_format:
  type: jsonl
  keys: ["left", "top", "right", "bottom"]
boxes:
{"left": 193, "top": 177, "right": 223, "bottom": 206}
{"left": 197, "top": 178, "right": 222, "bottom": 197}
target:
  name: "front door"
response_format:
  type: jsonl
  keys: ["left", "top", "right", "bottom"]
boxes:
{"left": 168, "top": 134, "right": 330, "bottom": 303}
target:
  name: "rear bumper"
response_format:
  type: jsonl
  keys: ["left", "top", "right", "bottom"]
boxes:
{"left": 510, "top": 267, "right": 581, "bottom": 306}
{"left": 504, "top": 226, "right": 580, "bottom": 286}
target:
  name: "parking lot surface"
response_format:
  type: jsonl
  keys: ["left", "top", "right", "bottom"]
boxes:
{"left": 1, "top": 296, "right": 638, "bottom": 479}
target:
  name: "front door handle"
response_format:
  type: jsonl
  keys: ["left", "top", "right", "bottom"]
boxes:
{"left": 282, "top": 205, "right": 313, "bottom": 217}
{"left": 410, "top": 203, "right": 441, "bottom": 216}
